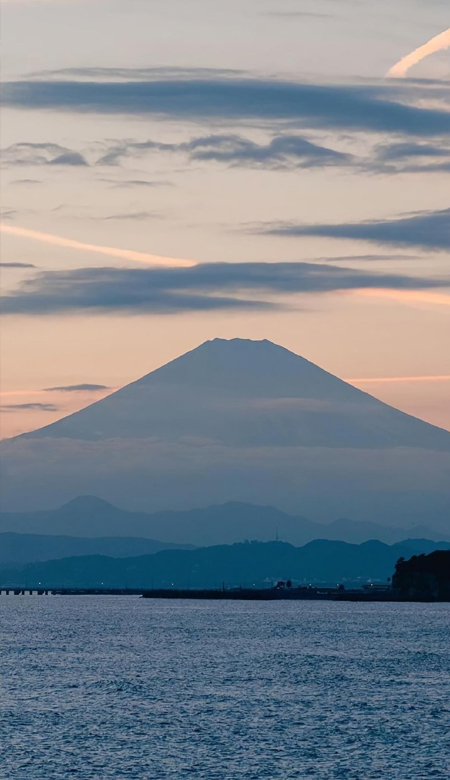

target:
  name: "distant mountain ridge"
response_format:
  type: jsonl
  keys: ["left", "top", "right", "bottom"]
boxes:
{"left": 1, "top": 496, "right": 448, "bottom": 546}
{"left": 0, "top": 532, "right": 193, "bottom": 567}
{"left": 3, "top": 538, "right": 450, "bottom": 590}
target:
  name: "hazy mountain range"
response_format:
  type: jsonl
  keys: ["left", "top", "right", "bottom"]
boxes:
{"left": 2, "top": 339, "right": 449, "bottom": 529}
{"left": 1, "top": 496, "right": 448, "bottom": 549}
{"left": 3, "top": 539, "right": 450, "bottom": 590}
{"left": 0, "top": 531, "right": 193, "bottom": 567}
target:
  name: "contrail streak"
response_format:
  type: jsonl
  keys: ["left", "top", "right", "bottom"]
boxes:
{"left": 0, "top": 225, "right": 195, "bottom": 268}
{"left": 348, "top": 375, "right": 450, "bottom": 384}
{"left": 388, "top": 27, "right": 450, "bottom": 78}
{"left": 355, "top": 289, "right": 450, "bottom": 307}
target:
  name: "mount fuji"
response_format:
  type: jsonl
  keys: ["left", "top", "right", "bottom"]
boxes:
{"left": 2, "top": 339, "right": 449, "bottom": 528}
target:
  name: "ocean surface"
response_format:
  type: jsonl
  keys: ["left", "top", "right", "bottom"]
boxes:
{"left": 1, "top": 597, "right": 449, "bottom": 779}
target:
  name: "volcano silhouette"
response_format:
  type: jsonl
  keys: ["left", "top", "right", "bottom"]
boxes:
{"left": 3, "top": 339, "right": 450, "bottom": 525}
{"left": 17, "top": 338, "right": 450, "bottom": 450}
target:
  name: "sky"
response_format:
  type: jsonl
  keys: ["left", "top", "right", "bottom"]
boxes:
{"left": 1, "top": 0, "right": 449, "bottom": 438}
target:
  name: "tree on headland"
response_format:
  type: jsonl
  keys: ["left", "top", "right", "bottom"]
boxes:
{"left": 393, "top": 551, "right": 450, "bottom": 601}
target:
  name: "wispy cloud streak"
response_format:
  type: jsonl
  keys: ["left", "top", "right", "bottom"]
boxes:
{"left": 0, "top": 225, "right": 195, "bottom": 268}
{"left": 44, "top": 384, "right": 110, "bottom": 393}
{"left": 348, "top": 375, "right": 450, "bottom": 384}
{"left": 1, "top": 403, "right": 59, "bottom": 413}
{"left": 263, "top": 207, "right": 450, "bottom": 250}
{"left": 388, "top": 28, "right": 450, "bottom": 78}
{"left": 355, "top": 289, "right": 450, "bottom": 307}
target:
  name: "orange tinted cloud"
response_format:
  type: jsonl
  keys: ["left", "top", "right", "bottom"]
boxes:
{"left": 0, "top": 225, "right": 195, "bottom": 268}
{"left": 388, "top": 28, "right": 450, "bottom": 78}
{"left": 355, "top": 288, "right": 450, "bottom": 307}
{"left": 348, "top": 375, "right": 450, "bottom": 384}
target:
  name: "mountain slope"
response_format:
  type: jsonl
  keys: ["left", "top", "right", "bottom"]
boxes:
{"left": 0, "top": 531, "right": 193, "bottom": 567}
{"left": 17, "top": 338, "right": 450, "bottom": 450}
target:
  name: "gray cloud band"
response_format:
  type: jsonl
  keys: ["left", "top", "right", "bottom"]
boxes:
{"left": 44, "top": 384, "right": 110, "bottom": 392}
{"left": 1, "top": 262, "right": 448, "bottom": 316}
{"left": 2, "top": 142, "right": 88, "bottom": 167}
{"left": 4, "top": 75, "right": 450, "bottom": 137}
{"left": 5, "top": 135, "right": 450, "bottom": 176}
{"left": 263, "top": 208, "right": 450, "bottom": 250}
{"left": 1, "top": 403, "right": 59, "bottom": 412}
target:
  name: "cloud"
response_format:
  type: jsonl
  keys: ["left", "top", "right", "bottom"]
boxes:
{"left": 376, "top": 142, "right": 450, "bottom": 162}
{"left": 4, "top": 72, "right": 450, "bottom": 137}
{"left": 48, "top": 152, "right": 87, "bottom": 166}
{"left": 9, "top": 179, "right": 42, "bottom": 186}
{"left": 44, "top": 384, "right": 110, "bottom": 393}
{"left": 7, "top": 135, "right": 446, "bottom": 182}
{"left": 355, "top": 289, "right": 450, "bottom": 308}
{"left": 0, "top": 261, "right": 36, "bottom": 268}
{"left": 2, "top": 143, "right": 88, "bottom": 167}
{"left": 92, "top": 211, "right": 162, "bottom": 222}
{"left": 1, "top": 261, "right": 448, "bottom": 316}
{"left": 318, "top": 254, "right": 419, "bottom": 263}
{"left": 388, "top": 27, "right": 450, "bottom": 78}
{"left": 263, "top": 207, "right": 450, "bottom": 250}
{"left": 179, "top": 134, "right": 351, "bottom": 169}
{"left": 99, "top": 133, "right": 352, "bottom": 170}
{"left": 394, "top": 161, "right": 450, "bottom": 174}
{"left": 0, "top": 224, "right": 195, "bottom": 268}
{"left": 1, "top": 209, "right": 18, "bottom": 220}
{"left": 31, "top": 66, "right": 248, "bottom": 82}
{"left": 263, "top": 12, "right": 333, "bottom": 19}
{"left": 369, "top": 141, "right": 450, "bottom": 174}
{"left": 107, "top": 179, "right": 173, "bottom": 189}
{"left": 348, "top": 375, "right": 450, "bottom": 384}
{"left": 1, "top": 403, "right": 59, "bottom": 412}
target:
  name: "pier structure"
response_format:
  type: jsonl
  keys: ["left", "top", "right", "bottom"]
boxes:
{"left": 0, "top": 588, "right": 147, "bottom": 596}
{"left": 1, "top": 589, "right": 54, "bottom": 596}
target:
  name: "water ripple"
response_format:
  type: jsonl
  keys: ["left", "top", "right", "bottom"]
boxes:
{"left": 1, "top": 598, "right": 449, "bottom": 779}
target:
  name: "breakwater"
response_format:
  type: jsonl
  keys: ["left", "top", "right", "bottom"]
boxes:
{"left": 142, "top": 587, "right": 402, "bottom": 602}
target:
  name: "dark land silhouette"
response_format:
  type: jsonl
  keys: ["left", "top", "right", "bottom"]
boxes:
{"left": 393, "top": 550, "right": 450, "bottom": 601}
{"left": 2, "top": 538, "right": 450, "bottom": 590}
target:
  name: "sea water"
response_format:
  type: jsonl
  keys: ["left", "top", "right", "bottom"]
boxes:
{"left": 1, "top": 597, "right": 449, "bottom": 779}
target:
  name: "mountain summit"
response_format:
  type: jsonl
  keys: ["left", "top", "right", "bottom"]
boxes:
{"left": 2, "top": 339, "right": 450, "bottom": 525}
{"left": 17, "top": 338, "right": 450, "bottom": 450}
